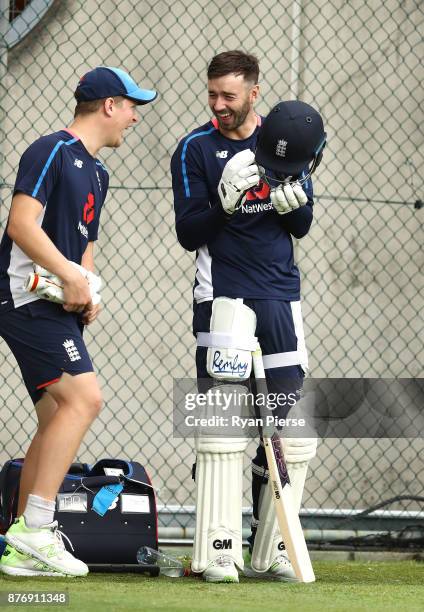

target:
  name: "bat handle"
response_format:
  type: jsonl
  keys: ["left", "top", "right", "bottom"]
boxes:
{"left": 24, "top": 273, "right": 40, "bottom": 292}
{"left": 252, "top": 344, "right": 266, "bottom": 379}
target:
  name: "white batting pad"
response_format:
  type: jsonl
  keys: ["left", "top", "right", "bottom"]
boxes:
{"left": 197, "top": 297, "right": 257, "bottom": 381}
{"left": 192, "top": 445, "right": 247, "bottom": 573}
{"left": 251, "top": 467, "right": 284, "bottom": 573}
{"left": 282, "top": 437, "right": 317, "bottom": 464}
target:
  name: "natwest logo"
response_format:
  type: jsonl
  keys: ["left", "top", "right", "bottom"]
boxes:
{"left": 241, "top": 201, "right": 273, "bottom": 214}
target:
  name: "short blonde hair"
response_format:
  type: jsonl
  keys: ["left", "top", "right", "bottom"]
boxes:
{"left": 73, "top": 96, "right": 125, "bottom": 118}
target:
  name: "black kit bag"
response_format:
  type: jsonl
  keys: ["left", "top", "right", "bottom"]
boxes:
{"left": 0, "top": 458, "right": 158, "bottom": 572}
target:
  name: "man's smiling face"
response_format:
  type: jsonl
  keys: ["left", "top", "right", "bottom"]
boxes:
{"left": 208, "top": 73, "right": 258, "bottom": 136}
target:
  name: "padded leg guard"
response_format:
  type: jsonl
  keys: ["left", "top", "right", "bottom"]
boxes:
{"left": 196, "top": 297, "right": 257, "bottom": 381}
{"left": 251, "top": 438, "right": 317, "bottom": 573}
{"left": 192, "top": 440, "right": 248, "bottom": 573}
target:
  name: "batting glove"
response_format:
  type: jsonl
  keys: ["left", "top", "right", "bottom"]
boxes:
{"left": 270, "top": 181, "right": 308, "bottom": 215}
{"left": 25, "top": 274, "right": 66, "bottom": 304}
{"left": 34, "top": 262, "right": 102, "bottom": 293}
{"left": 218, "top": 149, "right": 259, "bottom": 215}
{"left": 24, "top": 262, "right": 102, "bottom": 305}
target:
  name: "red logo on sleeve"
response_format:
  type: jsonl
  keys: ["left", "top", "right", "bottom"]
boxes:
{"left": 83, "top": 193, "right": 95, "bottom": 224}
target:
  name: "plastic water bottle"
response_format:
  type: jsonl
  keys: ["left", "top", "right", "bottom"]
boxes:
{"left": 137, "top": 546, "right": 189, "bottom": 577}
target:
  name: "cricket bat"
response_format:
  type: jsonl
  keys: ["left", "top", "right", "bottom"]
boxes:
{"left": 252, "top": 345, "right": 315, "bottom": 583}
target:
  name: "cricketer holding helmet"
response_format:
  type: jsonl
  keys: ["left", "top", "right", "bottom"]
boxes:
{"left": 171, "top": 50, "right": 325, "bottom": 583}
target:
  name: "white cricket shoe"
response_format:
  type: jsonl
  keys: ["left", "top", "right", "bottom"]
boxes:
{"left": 244, "top": 550, "right": 298, "bottom": 582}
{"left": 203, "top": 555, "right": 239, "bottom": 583}
{"left": 0, "top": 544, "right": 67, "bottom": 577}
{"left": 5, "top": 517, "right": 88, "bottom": 577}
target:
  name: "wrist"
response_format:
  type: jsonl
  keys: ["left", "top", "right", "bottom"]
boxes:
{"left": 218, "top": 200, "right": 234, "bottom": 221}
{"left": 60, "top": 263, "right": 83, "bottom": 283}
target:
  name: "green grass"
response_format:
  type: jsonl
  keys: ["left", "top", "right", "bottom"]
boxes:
{"left": 0, "top": 561, "right": 424, "bottom": 612}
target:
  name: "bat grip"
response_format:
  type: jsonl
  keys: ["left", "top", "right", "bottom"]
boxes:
{"left": 24, "top": 273, "right": 40, "bottom": 292}
{"left": 252, "top": 344, "right": 273, "bottom": 436}
{"left": 252, "top": 345, "right": 266, "bottom": 379}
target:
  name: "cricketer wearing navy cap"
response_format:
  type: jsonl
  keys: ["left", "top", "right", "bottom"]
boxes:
{"left": 0, "top": 63, "right": 157, "bottom": 578}
{"left": 75, "top": 66, "right": 157, "bottom": 105}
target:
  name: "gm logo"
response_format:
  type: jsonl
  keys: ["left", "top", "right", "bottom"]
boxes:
{"left": 213, "top": 538, "right": 232, "bottom": 550}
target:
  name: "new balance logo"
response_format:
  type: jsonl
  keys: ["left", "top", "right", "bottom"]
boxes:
{"left": 63, "top": 339, "right": 81, "bottom": 362}
{"left": 74, "top": 159, "right": 83, "bottom": 168}
{"left": 216, "top": 150, "right": 228, "bottom": 159}
{"left": 275, "top": 139, "right": 287, "bottom": 157}
{"left": 39, "top": 544, "right": 57, "bottom": 559}
{"left": 34, "top": 560, "right": 54, "bottom": 571}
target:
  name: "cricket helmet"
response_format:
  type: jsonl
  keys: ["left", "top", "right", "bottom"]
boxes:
{"left": 255, "top": 100, "right": 326, "bottom": 180}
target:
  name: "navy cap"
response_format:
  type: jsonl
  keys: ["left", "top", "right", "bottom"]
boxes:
{"left": 255, "top": 100, "right": 325, "bottom": 177}
{"left": 75, "top": 66, "right": 157, "bottom": 105}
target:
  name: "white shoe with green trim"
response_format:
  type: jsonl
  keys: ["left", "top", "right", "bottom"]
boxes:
{"left": 203, "top": 555, "right": 239, "bottom": 583}
{"left": 0, "top": 544, "right": 67, "bottom": 577}
{"left": 5, "top": 517, "right": 88, "bottom": 577}
{"left": 244, "top": 550, "right": 298, "bottom": 581}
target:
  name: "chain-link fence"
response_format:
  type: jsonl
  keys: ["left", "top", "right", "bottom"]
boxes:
{"left": 0, "top": 0, "right": 423, "bottom": 543}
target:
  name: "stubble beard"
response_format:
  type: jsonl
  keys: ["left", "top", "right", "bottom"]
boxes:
{"left": 216, "top": 98, "right": 251, "bottom": 133}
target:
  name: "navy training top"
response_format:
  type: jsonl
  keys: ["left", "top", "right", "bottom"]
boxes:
{"left": 0, "top": 129, "right": 109, "bottom": 312}
{"left": 171, "top": 117, "right": 314, "bottom": 303}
